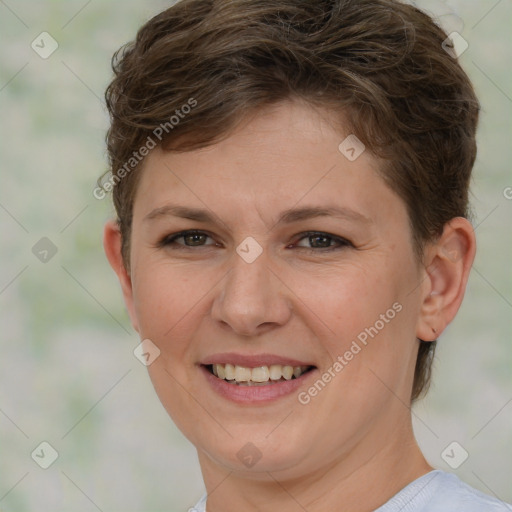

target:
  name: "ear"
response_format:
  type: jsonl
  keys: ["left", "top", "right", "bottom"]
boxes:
{"left": 416, "top": 217, "right": 476, "bottom": 341}
{"left": 103, "top": 220, "right": 139, "bottom": 333}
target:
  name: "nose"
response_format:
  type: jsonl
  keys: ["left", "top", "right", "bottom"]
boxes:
{"left": 211, "top": 250, "right": 292, "bottom": 337}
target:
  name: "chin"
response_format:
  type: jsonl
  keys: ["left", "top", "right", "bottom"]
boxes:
{"left": 196, "top": 428, "right": 312, "bottom": 476}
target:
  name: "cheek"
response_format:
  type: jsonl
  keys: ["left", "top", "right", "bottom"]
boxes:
{"left": 289, "top": 258, "right": 417, "bottom": 390}
{"left": 130, "top": 263, "right": 211, "bottom": 434}
{"left": 285, "top": 260, "right": 399, "bottom": 341}
{"left": 132, "top": 261, "right": 205, "bottom": 339}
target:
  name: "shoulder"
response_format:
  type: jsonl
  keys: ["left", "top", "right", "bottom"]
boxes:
{"left": 188, "top": 473, "right": 512, "bottom": 512}
{"left": 427, "top": 471, "right": 512, "bottom": 511}
{"left": 188, "top": 493, "right": 207, "bottom": 512}
{"left": 376, "top": 470, "right": 512, "bottom": 512}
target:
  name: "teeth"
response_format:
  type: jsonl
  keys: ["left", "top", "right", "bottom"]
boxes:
{"left": 216, "top": 364, "right": 225, "bottom": 380}
{"left": 282, "top": 365, "right": 293, "bottom": 380}
{"left": 269, "top": 364, "right": 282, "bottom": 380}
{"left": 224, "top": 363, "right": 235, "bottom": 380}
{"left": 210, "top": 363, "right": 310, "bottom": 384}
{"left": 234, "top": 365, "right": 252, "bottom": 382}
{"left": 251, "top": 366, "right": 270, "bottom": 382}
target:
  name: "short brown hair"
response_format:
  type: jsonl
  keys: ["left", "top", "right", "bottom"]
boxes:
{"left": 103, "top": 0, "right": 479, "bottom": 401}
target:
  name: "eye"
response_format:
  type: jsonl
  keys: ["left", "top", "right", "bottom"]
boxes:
{"left": 291, "top": 231, "right": 353, "bottom": 252}
{"left": 157, "top": 229, "right": 352, "bottom": 253}
{"left": 158, "top": 230, "right": 218, "bottom": 249}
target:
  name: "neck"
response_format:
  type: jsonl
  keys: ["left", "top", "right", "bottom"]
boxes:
{"left": 197, "top": 415, "right": 432, "bottom": 512}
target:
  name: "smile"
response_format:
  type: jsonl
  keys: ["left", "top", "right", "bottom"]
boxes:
{"left": 206, "top": 363, "right": 314, "bottom": 386}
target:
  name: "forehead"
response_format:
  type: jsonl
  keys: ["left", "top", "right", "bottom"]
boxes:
{"left": 132, "top": 100, "right": 405, "bottom": 228}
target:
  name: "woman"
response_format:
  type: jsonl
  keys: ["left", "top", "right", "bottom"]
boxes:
{"left": 101, "top": 0, "right": 511, "bottom": 510}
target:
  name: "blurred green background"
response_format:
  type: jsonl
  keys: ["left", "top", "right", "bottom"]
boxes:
{"left": 0, "top": 1, "right": 510, "bottom": 511}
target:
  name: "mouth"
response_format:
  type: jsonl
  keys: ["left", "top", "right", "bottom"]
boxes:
{"left": 204, "top": 363, "right": 315, "bottom": 386}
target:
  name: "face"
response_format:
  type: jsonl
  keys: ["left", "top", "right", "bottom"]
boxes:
{"left": 117, "top": 100, "right": 429, "bottom": 479}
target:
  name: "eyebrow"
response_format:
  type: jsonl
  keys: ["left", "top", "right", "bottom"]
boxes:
{"left": 144, "top": 203, "right": 372, "bottom": 227}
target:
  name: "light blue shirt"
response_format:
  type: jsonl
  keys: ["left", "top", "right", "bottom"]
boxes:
{"left": 189, "top": 470, "right": 512, "bottom": 511}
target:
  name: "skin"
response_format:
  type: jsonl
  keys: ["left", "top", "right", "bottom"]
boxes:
{"left": 104, "top": 99, "right": 476, "bottom": 512}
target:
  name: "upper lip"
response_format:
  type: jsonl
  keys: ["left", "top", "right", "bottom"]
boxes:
{"left": 201, "top": 352, "right": 315, "bottom": 368}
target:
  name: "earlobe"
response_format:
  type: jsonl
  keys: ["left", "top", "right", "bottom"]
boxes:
{"left": 416, "top": 217, "right": 476, "bottom": 342}
{"left": 103, "top": 220, "right": 139, "bottom": 333}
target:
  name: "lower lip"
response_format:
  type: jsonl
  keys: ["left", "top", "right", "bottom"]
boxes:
{"left": 200, "top": 365, "right": 317, "bottom": 404}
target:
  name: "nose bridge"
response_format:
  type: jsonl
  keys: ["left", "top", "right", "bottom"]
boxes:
{"left": 212, "top": 247, "right": 291, "bottom": 335}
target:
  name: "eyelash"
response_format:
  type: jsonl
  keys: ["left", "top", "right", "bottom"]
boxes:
{"left": 157, "top": 230, "right": 353, "bottom": 253}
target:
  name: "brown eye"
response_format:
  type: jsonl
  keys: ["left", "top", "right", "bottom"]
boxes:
{"left": 182, "top": 232, "right": 208, "bottom": 246}
{"left": 160, "top": 230, "right": 217, "bottom": 248}
{"left": 293, "top": 231, "right": 352, "bottom": 252}
{"left": 306, "top": 234, "right": 331, "bottom": 248}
